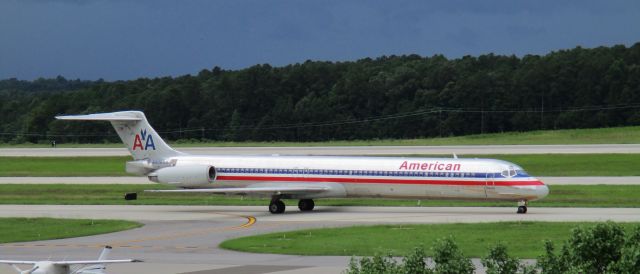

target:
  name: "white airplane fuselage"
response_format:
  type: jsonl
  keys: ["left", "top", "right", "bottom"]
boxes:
{"left": 151, "top": 154, "right": 548, "bottom": 202}
{"left": 57, "top": 111, "right": 548, "bottom": 214}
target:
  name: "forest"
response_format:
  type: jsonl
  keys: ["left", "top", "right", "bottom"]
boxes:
{"left": 1, "top": 43, "right": 639, "bottom": 143}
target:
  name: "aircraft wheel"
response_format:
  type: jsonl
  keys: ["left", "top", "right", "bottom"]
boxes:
{"left": 269, "top": 200, "right": 286, "bottom": 214}
{"left": 517, "top": 206, "right": 527, "bottom": 214}
{"left": 298, "top": 199, "right": 315, "bottom": 211}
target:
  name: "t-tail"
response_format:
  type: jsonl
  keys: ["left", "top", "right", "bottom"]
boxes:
{"left": 97, "top": 245, "right": 111, "bottom": 260}
{"left": 56, "top": 111, "right": 182, "bottom": 161}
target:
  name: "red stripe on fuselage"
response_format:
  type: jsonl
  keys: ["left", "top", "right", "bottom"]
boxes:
{"left": 216, "top": 175, "right": 544, "bottom": 186}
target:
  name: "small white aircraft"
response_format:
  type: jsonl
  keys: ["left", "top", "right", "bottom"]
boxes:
{"left": 57, "top": 111, "right": 548, "bottom": 214}
{"left": 0, "top": 246, "right": 141, "bottom": 274}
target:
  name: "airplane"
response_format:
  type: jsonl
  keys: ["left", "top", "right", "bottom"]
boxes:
{"left": 0, "top": 246, "right": 141, "bottom": 274}
{"left": 56, "top": 111, "right": 548, "bottom": 214}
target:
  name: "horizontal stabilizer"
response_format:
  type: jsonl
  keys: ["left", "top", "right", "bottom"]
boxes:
{"left": 55, "top": 112, "right": 142, "bottom": 121}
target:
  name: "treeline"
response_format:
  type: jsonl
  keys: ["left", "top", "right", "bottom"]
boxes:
{"left": 1, "top": 43, "right": 640, "bottom": 143}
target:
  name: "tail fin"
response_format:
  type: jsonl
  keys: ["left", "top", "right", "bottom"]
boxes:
{"left": 56, "top": 111, "right": 182, "bottom": 160}
{"left": 98, "top": 246, "right": 112, "bottom": 260}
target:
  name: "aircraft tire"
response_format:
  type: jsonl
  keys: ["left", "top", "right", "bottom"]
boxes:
{"left": 298, "top": 199, "right": 315, "bottom": 211}
{"left": 269, "top": 200, "right": 286, "bottom": 214}
{"left": 517, "top": 206, "right": 527, "bottom": 214}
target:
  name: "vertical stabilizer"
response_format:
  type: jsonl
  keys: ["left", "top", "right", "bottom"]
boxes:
{"left": 98, "top": 246, "right": 112, "bottom": 260}
{"left": 56, "top": 111, "right": 182, "bottom": 160}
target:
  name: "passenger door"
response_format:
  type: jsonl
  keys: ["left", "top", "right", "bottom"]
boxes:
{"left": 485, "top": 173, "right": 495, "bottom": 197}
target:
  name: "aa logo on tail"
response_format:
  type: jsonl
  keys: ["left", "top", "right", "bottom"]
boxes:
{"left": 132, "top": 129, "right": 156, "bottom": 151}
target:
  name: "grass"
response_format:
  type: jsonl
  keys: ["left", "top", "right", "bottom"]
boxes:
{"left": 0, "top": 157, "right": 129, "bottom": 176}
{"left": 462, "top": 154, "right": 640, "bottom": 176}
{"left": 219, "top": 222, "right": 640, "bottom": 258}
{"left": 0, "top": 217, "right": 141, "bottom": 244}
{"left": 0, "top": 184, "right": 638, "bottom": 208}
{"left": 1, "top": 126, "right": 639, "bottom": 148}
{"left": 2, "top": 154, "right": 640, "bottom": 177}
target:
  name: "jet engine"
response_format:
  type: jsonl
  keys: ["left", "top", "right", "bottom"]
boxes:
{"left": 148, "top": 165, "right": 216, "bottom": 187}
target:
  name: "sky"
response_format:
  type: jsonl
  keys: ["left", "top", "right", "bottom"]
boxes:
{"left": 1, "top": 0, "right": 639, "bottom": 80}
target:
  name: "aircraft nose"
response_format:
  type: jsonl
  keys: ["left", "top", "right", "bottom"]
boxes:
{"left": 535, "top": 180, "right": 549, "bottom": 199}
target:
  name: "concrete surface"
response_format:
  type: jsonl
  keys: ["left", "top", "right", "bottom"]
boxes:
{"left": 2, "top": 205, "right": 640, "bottom": 274}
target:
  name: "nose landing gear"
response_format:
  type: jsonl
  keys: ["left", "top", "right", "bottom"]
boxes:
{"left": 517, "top": 206, "right": 527, "bottom": 214}
{"left": 517, "top": 200, "right": 528, "bottom": 214}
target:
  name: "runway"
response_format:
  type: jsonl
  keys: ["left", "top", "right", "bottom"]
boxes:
{"left": 2, "top": 205, "right": 640, "bottom": 274}
{"left": 2, "top": 144, "right": 640, "bottom": 157}
{"left": 3, "top": 176, "right": 640, "bottom": 185}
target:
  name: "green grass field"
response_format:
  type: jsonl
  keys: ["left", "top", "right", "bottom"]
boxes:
{"left": 0, "top": 184, "right": 638, "bottom": 208}
{"left": 0, "top": 218, "right": 141, "bottom": 243}
{"left": 1, "top": 126, "right": 639, "bottom": 148}
{"left": 0, "top": 157, "right": 128, "bottom": 177}
{"left": 220, "top": 222, "right": 640, "bottom": 258}
{"left": 2, "top": 153, "right": 639, "bottom": 177}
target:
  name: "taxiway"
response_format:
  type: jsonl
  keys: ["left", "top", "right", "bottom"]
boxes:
{"left": 1, "top": 205, "right": 640, "bottom": 274}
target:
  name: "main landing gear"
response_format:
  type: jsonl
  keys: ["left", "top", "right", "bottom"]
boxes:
{"left": 517, "top": 200, "right": 528, "bottom": 214}
{"left": 268, "top": 199, "right": 316, "bottom": 214}
{"left": 298, "top": 199, "right": 315, "bottom": 211}
{"left": 269, "top": 199, "right": 286, "bottom": 214}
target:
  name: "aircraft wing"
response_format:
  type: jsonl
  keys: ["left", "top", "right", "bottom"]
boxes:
{"left": 52, "top": 259, "right": 141, "bottom": 265}
{"left": 145, "top": 185, "right": 331, "bottom": 195}
{"left": 0, "top": 260, "right": 36, "bottom": 264}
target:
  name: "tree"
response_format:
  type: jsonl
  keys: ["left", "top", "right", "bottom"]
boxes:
{"left": 537, "top": 222, "right": 635, "bottom": 273}
{"left": 431, "top": 237, "right": 474, "bottom": 274}
{"left": 482, "top": 243, "right": 536, "bottom": 274}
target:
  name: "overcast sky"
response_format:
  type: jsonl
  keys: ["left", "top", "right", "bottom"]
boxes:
{"left": 1, "top": 0, "right": 639, "bottom": 80}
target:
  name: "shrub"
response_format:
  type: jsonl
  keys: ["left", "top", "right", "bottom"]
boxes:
{"left": 431, "top": 237, "right": 474, "bottom": 274}
{"left": 482, "top": 243, "right": 536, "bottom": 274}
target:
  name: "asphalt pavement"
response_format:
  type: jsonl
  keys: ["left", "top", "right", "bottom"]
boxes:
{"left": 2, "top": 205, "right": 640, "bottom": 274}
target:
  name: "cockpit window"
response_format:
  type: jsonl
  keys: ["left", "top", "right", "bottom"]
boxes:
{"left": 502, "top": 166, "right": 518, "bottom": 177}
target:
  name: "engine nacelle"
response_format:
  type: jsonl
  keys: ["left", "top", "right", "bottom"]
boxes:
{"left": 148, "top": 165, "right": 216, "bottom": 187}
